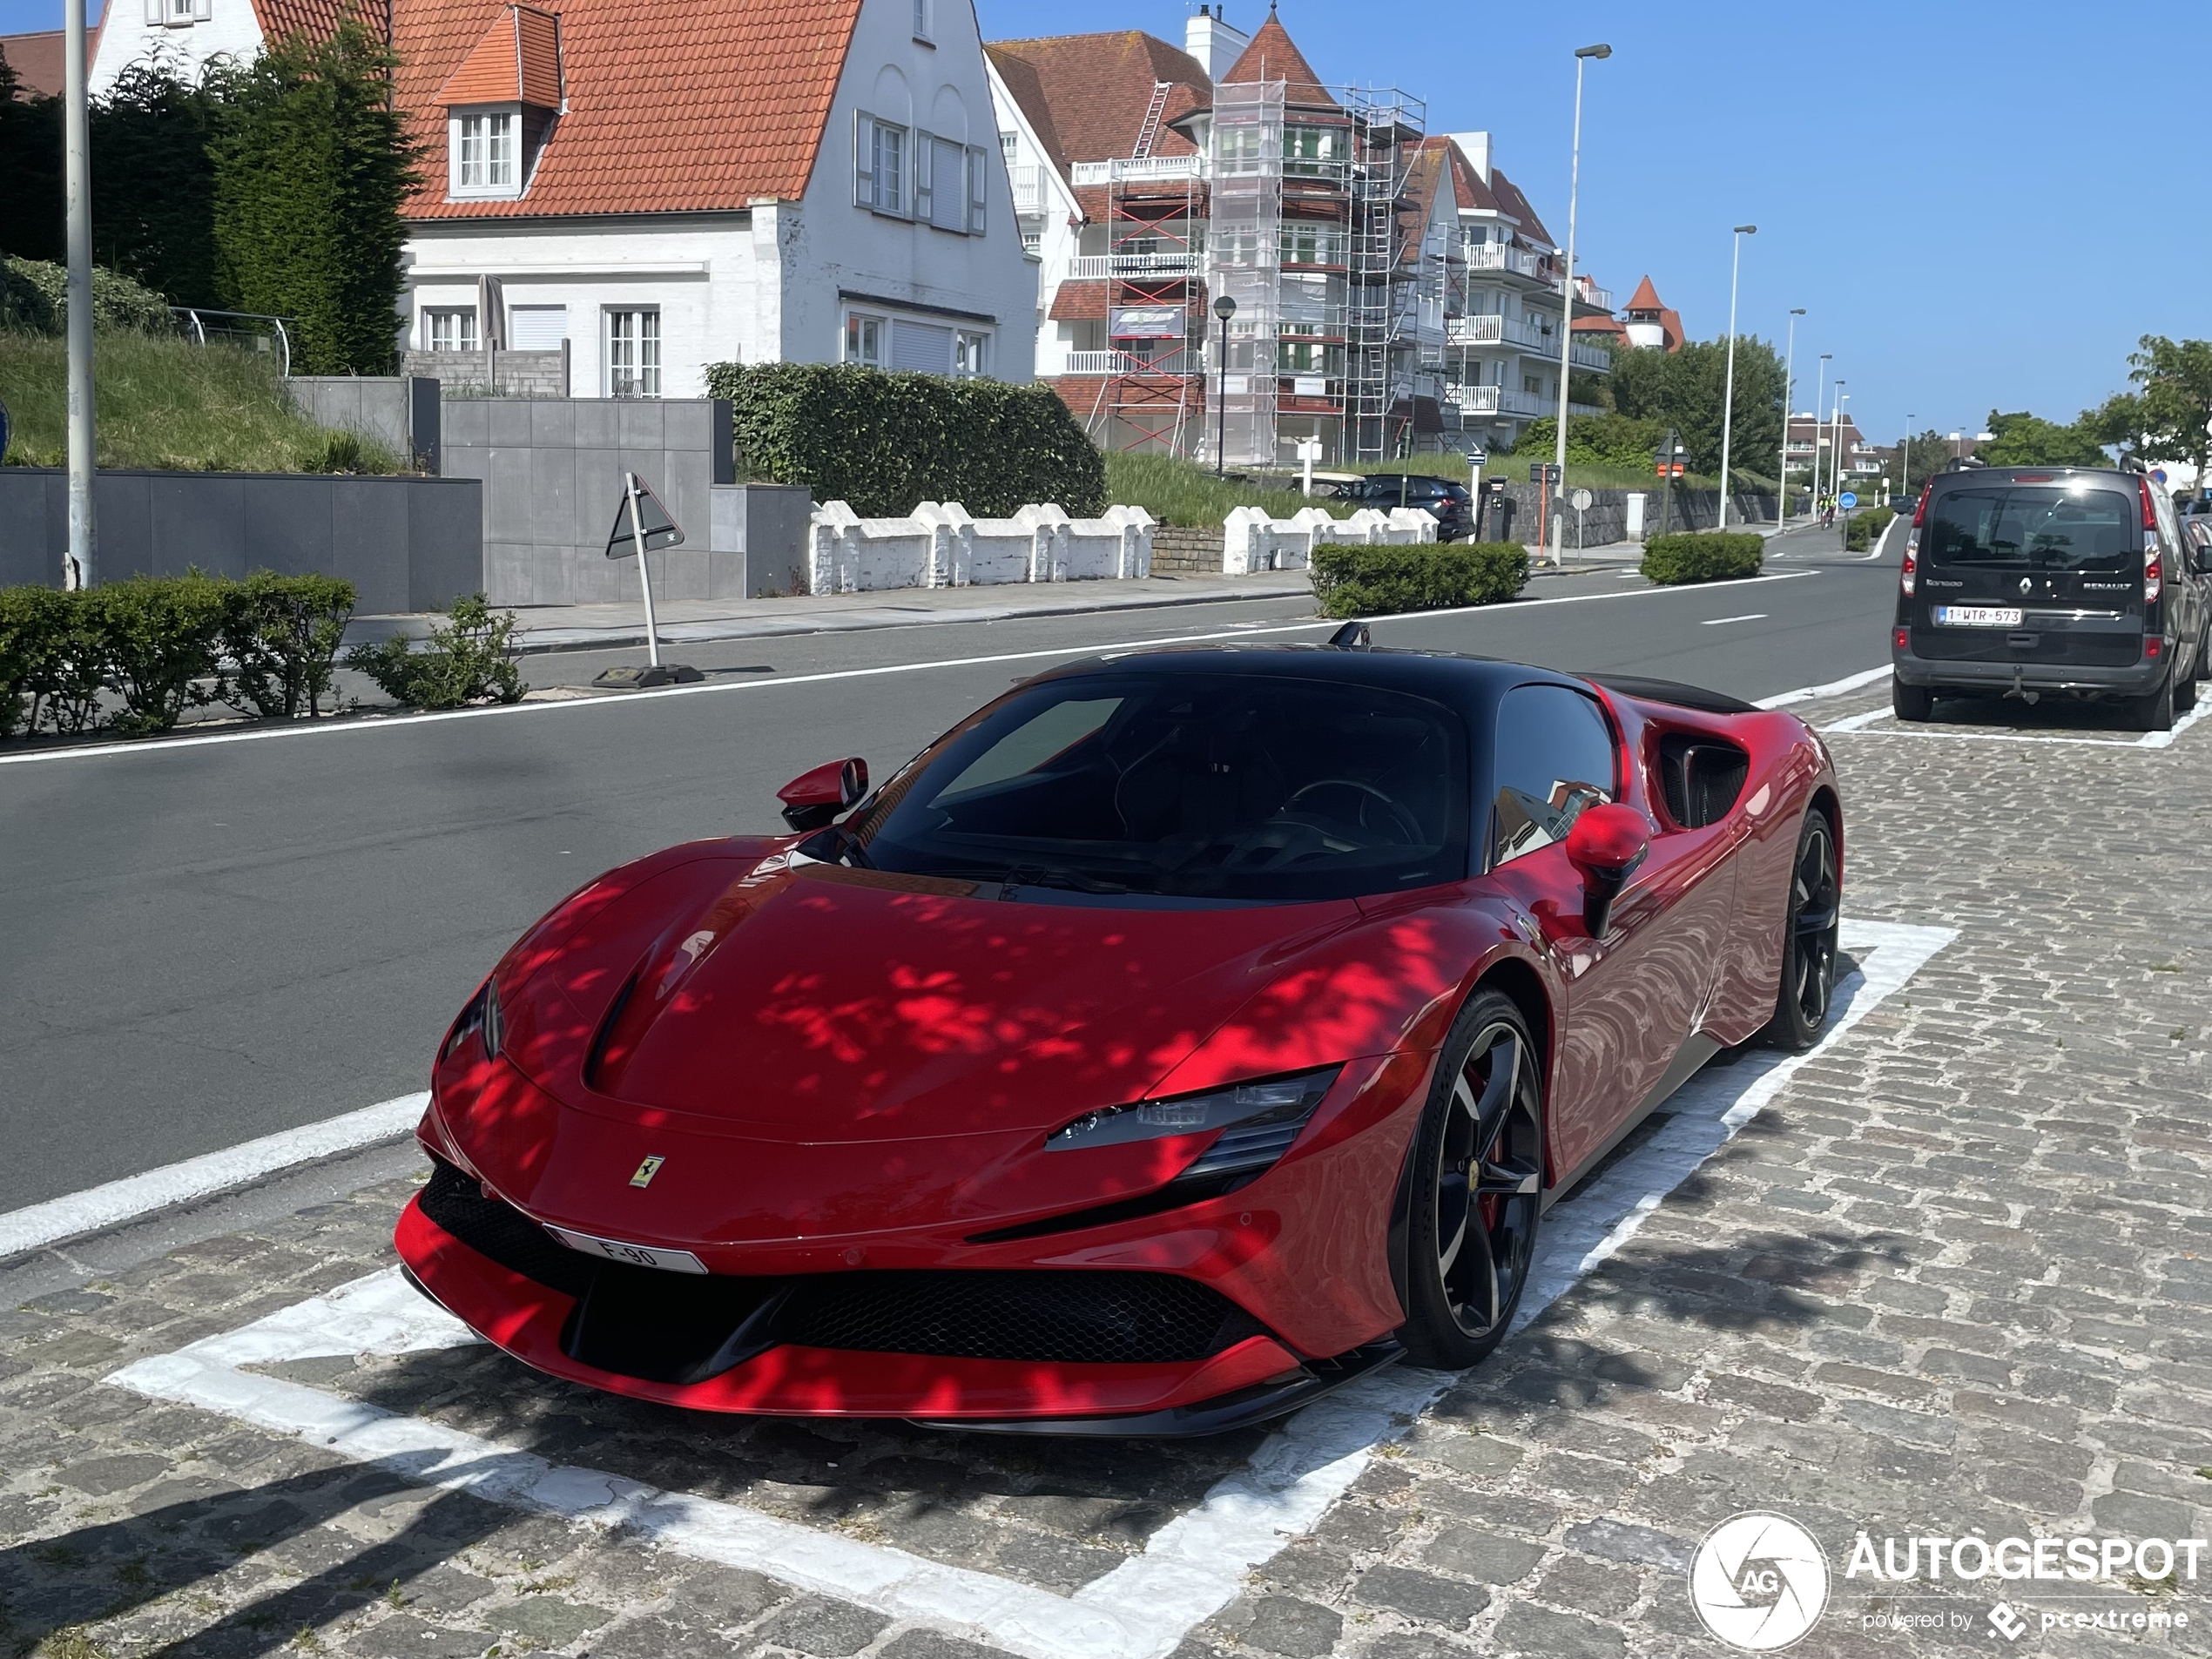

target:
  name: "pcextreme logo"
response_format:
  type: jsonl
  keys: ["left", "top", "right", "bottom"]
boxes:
{"left": 1689, "top": 1512, "right": 1831, "bottom": 1650}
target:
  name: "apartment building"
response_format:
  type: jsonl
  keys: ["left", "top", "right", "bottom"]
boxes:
{"left": 1784, "top": 412, "right": 1883, "bottom": 494}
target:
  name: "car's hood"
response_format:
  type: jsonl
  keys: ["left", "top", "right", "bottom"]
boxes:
{"left": 498, "top": 849, "right": 1367, "bottom": 1144}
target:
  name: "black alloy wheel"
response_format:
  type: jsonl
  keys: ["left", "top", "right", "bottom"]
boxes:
{"left": 1399, "top": 991, "right": 1544, "bottom": 1369}
{"left": 1762, "top": 810, "right": 1841, "bottom": 1051}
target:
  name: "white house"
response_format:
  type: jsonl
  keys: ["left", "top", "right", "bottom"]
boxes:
{"left": 89, "top": 0, "right": 1039, "bottom": 397}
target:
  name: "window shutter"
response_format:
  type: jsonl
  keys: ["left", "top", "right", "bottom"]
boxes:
{"left": 913, "top": 129, "right": 933, "bottom": 226}
{"left": 967, "top": 145, "right": 987, "bottom": 235}
{"left": 853, "top": 111, "right": 873, "bottom": 208}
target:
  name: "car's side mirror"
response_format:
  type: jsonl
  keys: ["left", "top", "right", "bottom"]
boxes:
{"left": 779, "top": 757, "right": 869, "bottom": 832}
{"left": 1563, "top": 803, "right": 1651, "bottom": 938}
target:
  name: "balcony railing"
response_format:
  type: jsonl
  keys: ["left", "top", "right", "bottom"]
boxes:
{"left": 1574, "top": 280, "right": 1614, "bottom": 312}
{"left": 1568, "top": 340, "right": 1612, "bottom": 371}
{"left": 1464, "top": 243, "right": 1549, "bottom": 280}
{"left": 1070, "top": 155, "right": 1207, "bottom": 185}
{"left": 1010, "top": 165, "right": 1047, "bottom": 215}
{"left": 1066, "top": 251, "right": 1201, "bottom": 279}
{"left": 1447, "top": 314, "right": 1555, "bottom": 352}
{"left": 1444, "top": 384, "right": 1551, "bottom": 418}
{"left": 1063, "top": 349, "right": 1196, "bottom": 376}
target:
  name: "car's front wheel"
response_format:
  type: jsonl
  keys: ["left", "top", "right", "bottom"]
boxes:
{"left": 1761, "top": 808, "right": 1840, "bottom": 1051}
{"left": 1397, "top": 991, "right": 1545, "bottom": 1370}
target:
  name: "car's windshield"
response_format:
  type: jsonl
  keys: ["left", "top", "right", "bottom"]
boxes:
{"left": 836, "top": 671, "right": 1470, "bottom": 903}
{"left": 1924, "top": 484, "right": 2138, "bottom": 571}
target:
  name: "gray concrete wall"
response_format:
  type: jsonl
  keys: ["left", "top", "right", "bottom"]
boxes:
{"left": 441, "top": 398, "right": 736, "bottom": 606}
{"left": 0, "top": 470, "right": 482, "bottom": 613}
{"left": 710, "top": 484, "right": 813, "bottom": 598}
{"left": 282, "top": 376, "right": 441, "bottom": 472}
{"left": 401, "top": 347, "right": 570, "bottom": 399}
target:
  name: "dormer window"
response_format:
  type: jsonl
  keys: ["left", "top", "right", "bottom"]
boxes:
{"left": 147, "top": 0, "right": 211, "bottom": 26}
{"left": 438, "top": 3, "right": 564, "bottom": 203}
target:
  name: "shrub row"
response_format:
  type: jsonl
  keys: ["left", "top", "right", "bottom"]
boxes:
{"left": 1640, "top": 531, "right": 1764, "bottom": 585}
{"left": 1311, "top": 542, "right": 1530, "bottom": 619}
{"left": 346, "top": 595, "right": 525, "bottom": 709}
{"left": 702, "top": 361, "right": 1108, "bottom": 519}
{"left": 1844, "top": 505, "right": 1897, "bottom": 551}
{"left": 0, "top": 254, "right": 174, "bottom": 334}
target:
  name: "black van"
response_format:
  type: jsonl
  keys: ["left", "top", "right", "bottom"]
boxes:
{"left": 1891, "top": 464, "right": 2212, "bottom": 731}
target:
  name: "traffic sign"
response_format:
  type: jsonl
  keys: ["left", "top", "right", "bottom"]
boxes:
{"left": 2153, "top": 468, "right": 2169, "bottom": 485}
{"left": 1838, "top": 490, "right": 1858, "bottom": 510}
{"left": 606, "top": 475, "right": 685, "bottom": 557}
{"left": 1464, "top": 446, "right": 1487, "bottom": 465}
{"left": 1570, "top": 488, "right": 1593, "bottom": 511}
{"left": 0, "top": 399, "right": 10, "bottom": 464}
{"left": 1529, "top": 462, "right": 1544, "bottom": 484}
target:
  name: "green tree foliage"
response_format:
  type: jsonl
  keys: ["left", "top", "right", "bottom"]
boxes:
{"left": 1881, "top": 429, "right": 1967, "bottom": 494}
{"left": 1608, "top": 335, "right": 1786, "bottom": 478}
{"left": 92, "top": 63, "right": 222, "bottom": 308}
{"left": 0, "top": 47, "right": 64, "bottom": 263}
{"left": 2116, "top": 335, "right": 2212, "bottom": 481}
{"left": 209, "top": 19, "right": 417, "bottom": 374}
{"left": 0, "top": 255, "right": 173, "bottom": 332}
{"left": 1981, "top": 409, "right": 2108, "bottom": 468}
{"left": 1515, "top": 413, "right": 1669, "bottom": 473}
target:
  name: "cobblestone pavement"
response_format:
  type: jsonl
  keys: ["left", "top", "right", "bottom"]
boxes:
{"left": 3, "top": 685, "right": 2209, "bottom": 1659}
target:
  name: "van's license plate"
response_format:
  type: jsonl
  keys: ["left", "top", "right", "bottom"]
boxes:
{"left": 543, "top": 1225, "right": 708, "bottom": 1274}
{"left": 1935, "top": 604, "right": 2024, "bottom": 628}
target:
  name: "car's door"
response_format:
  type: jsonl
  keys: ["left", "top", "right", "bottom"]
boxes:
{"left": 1480, "top": 685, "right": 1709, "bottom": 1178}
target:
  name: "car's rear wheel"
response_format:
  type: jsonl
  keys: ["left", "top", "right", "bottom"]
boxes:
{"left": 2194, "top": 618, "right": 2209, "bottom": 685}
{"left": 2124, "top": 671, "right": 2175, "bottom": 732}
{"left": 2178, "top": 662, "right": 2201, "bottom": 712}
{"left": 1761, "top": 809, "right": 1840, "bottom": 1052}
{"left": 1892, "top": 678, "right": 1932, "bottom": 722}
{"left": 1398, "top": 992, "right": 1544, "bottom": 1370}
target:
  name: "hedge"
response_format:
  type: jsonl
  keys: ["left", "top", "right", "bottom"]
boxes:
{"left": 0, "top": 254, "right": 173, "bottom": 334}
{"left": 1844, "top": 505, "right": 1896, "bottom": 551}
{"left": 1310, "top": 542, "right": 1530, "bottom": 619}
{"left": 1, "top": 571, "right": 359, "bottom": 738}
{"left": 346, "top": 594, "right": 525, "bottom": 710}
{"left": 701, "top": 361, "right": 1107, "bottom": 518}
{"left": 1640, "top": 532, "right": 1764, "bottom": 585}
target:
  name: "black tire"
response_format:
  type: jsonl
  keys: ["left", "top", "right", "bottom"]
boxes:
{"left": 2194, "top": 618, "right": 2209, "bottom": 685}
{"left": 2178, "top": 660, "right": 2200, "bottom": 712}
{"left": 1397, "top": 991, "right": 1545, "bottom": 1370}
{"left": 2124, "top": 671, "right": 2175, "bottom": 733}
{"left": 1761, "top": 809, "right": 1841, "bottom": 1052}
{"left": 1892, "top": 678, "right": 1933, "bottom": 722}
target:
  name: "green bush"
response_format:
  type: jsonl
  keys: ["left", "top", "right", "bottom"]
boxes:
{"left": 346, "top": 593, "right": 524, "bottom": 710}
{"left": 1844, "top": 505, "right": 1896, "bottom": 551}
{"left": 0, "top": 254, "right": 175, "bottom": 333}
{"left": 1311, "top": 542, "right": 1530, "bottom": 619}
{"left": 0, "top": 570, "right": 361, "bottom": 738}
{"left": 703, "top": 361, "right": 1107, "bottom": 518}
{"left": 1640, "top": 532, "right": 1764, "bottom": 585}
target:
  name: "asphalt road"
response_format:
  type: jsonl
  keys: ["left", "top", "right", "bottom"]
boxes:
{"left": 0, "top": 518, "right": 1898, "bottom": 1213}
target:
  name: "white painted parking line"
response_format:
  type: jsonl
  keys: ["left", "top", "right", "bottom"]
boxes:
{"left": 0, "top": 1093, "right": 428, "bottom": 1259}
{"left": 1823, "top": 697, "right": 2210, "bottom": 750}
{"left": 108, "top": 919, "right": 1951, "bottom": 1659}
{"left": 1753, "top": 664, "right": 1890, "bottom": 709}
{"left": 1701, "top": 614, "right": 1767, "bottom": 626}
{"left": 0, "top": 572, "right": 1820, "bottom": 769}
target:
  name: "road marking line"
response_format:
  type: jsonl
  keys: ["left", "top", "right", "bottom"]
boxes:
{"left": 108, "top": 919, "right": 1950, "bottom": 1659}
{"left": 1701, "top": 614, "right": 1767, "bottom": 626}
{"left": 0, "top": 1093, "right": 428, "bottom": 1260}
{"left": 0, "top": 573, "right": 1820, "bottom": 770}
{"left": 1823, "top": 698, "right": 2209, "bottom": 749}
{"left": 1752, "top": 664, "right": 1891, "bottom": 709}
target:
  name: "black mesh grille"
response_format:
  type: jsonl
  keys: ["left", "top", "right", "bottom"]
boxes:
{"left": 779, "top": 1270, "right": 1265, "bottom": 1366}
{"left": 417, "top": 1157, "right": 597, "bottom": 1298}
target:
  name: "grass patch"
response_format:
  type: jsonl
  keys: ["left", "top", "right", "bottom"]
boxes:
{"left": 0, "top": 330, "right": 395, "bottom": 472}
{"left": 1102, "top": 450, "right": 1308, "bottom": 527}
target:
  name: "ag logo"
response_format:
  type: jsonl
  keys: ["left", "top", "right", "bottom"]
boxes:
{"left": 1689, "top": 1511, "right": 1830, "bottom": 1650}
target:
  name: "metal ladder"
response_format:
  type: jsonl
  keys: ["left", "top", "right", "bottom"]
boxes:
{"left": 1130, "top": 82, "right": 1170, "bottom": 158}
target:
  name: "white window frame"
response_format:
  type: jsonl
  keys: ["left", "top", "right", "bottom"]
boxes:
{"left": 149, "top": 0, "right": 209, "bottom": 25}
{"left": 844, "top": 311, "right": 885, "bottom": 368}
{"left": 449, "top": 106, "right": 521, "bottom": 199}
{"left": 912, "top": 0, "right": 931, "bottom": 41}
{"left": 853, "top": 112, "right": 908, "bottom": 217}
{"left": 423, "top": 307, "right": 479, "bottom": 354}
{"left": 953, "top": 330, "right": 988, "bottom": 379}
{"left": 604, "top": 308, "right": 661, "bottom": 399}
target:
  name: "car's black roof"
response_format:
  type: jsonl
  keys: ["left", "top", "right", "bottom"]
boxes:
{"left": 1029, "top": 644, "right": 1622, "bottom": 719}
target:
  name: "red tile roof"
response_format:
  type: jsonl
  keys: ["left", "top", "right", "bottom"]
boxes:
{"left": 251, "top": 0, "right": 370, "bottom": 49}
{"left": 1624, "top": 273, "right": 1664, "bottom": 314}
{"left": 435, "top": 3, "right": 562, "bottom": 108}
{"left": 397, "top": 0, "right": 864, "bottom": 219}
{"left": 1218, "top": 11, "right": 1332, "bottom": 107}
{"left": 1, "top": 28, "right": 71, "bottom": 98}
{"left": 1487, "top": 166, "right": 1553, "bottom": 248}
{"left": 986, "top": 30, "right": 1208, "bottom": 179}
{"left": 1442, "top": 138, "right": 1501, "bottom": 214}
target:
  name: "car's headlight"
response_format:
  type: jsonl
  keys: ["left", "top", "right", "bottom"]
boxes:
{"left": 1047, "top": 1065, "right": 1341, "bottom": 1180}
{"left": 441, "top": 978, "right": 503, "bottom": 1062}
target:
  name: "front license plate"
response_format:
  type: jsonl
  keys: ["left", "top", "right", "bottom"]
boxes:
{"left": 1935, "top": 604, "right": 2025, "bottom": 628}
{"left": 543, "top": 1225, "right": 708, "bottom": 1274}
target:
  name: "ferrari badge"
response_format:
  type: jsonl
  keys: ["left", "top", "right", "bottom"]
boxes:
{"left": 629, "top": 1156, "right": 665, "bottom": 1189}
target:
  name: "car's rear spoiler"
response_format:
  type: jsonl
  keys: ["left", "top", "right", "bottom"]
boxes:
{"left": 1582, "top": 674, "right": 1759, "bottom": 716}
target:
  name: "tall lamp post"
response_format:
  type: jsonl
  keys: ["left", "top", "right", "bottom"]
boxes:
{"left": 1548, "top": 41, "right": 1610, "bottom": 567}
{"left": 1812, "top": 354, "right": 1831, "bottom": 508}
{"left": 1716, "top": 225, "right": 1756, "bottom": 529}
{"left": 1779, "top": 308, "right": 1804, "bottom": 517}
{"left": 63, "top": 0, "right": 95, "bottom": 587}
{"left": 1212, "top": 293, "right": 1237, "bottom": 477}
{"left": 1898, "top": 413, "right": 1913, "bottom": 503}
{"left": 1834, "top": 389, "right": 1851, "bottom": 503}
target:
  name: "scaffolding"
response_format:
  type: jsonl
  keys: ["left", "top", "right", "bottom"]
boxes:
{"left": 1097, "top": 139, "right": 1204, "bottom": 455}
{"left": 1204, "top": 78, "right": 1284, "bottom": 468}
{"left": 1341, "top": 87, "right": 1424, "bottom": 462}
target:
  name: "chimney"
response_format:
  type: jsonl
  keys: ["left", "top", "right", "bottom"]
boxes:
{"left": 1185, "top": 5, "right": 1248, "bottom": 82}
{"left": 1448, "top": 130, "right": 1492, "bottom": 186}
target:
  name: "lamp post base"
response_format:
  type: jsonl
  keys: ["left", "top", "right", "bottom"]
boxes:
{"left": 591, "top": 663, "right": 705, "bottom": 691}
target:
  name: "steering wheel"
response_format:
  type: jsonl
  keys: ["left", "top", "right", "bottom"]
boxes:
{"left": 1287, "top": 779, "right": 1425, "bottom": 846}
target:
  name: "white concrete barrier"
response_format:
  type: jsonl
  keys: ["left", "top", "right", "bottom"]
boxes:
{"left": 807, "top": 501, "right": 1154, "bottom": 594}
{"left": 1222, "top": 504, "right": 1438, "bottom": 575}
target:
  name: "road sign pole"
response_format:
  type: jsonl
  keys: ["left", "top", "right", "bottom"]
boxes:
{"left": 626, "top": 471, "right": 662, "bottom": 670}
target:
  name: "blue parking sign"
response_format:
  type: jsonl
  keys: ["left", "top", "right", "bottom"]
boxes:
{"left": 1838, "top": 491, "right": 1858, "bottom": 509}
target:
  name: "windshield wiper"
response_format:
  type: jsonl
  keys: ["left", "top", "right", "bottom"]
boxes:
{"left": 1001, "top": 862, "right": 1133, "bottom": 897}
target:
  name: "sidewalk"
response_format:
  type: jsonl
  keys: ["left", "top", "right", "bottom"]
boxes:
{"left": 351, "top": 570, "right": 1318, "bottom": 655}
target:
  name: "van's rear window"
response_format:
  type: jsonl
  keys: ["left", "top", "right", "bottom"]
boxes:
{"left": 1924, "top": 486, "right": 2137, "bottom": 571}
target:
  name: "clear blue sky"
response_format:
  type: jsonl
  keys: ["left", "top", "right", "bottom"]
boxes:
{"left": 10, "top": 0, "right": 2199, "bottom": 442}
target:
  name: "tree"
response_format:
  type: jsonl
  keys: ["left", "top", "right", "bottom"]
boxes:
{"left": 1881, "top": 429, "right": 1966, "bottom": 495}
{"left": 2122, "top": 335, "right": 2212, "bottom": 482}
{"left": 210, "top": 17, "right": 417, "bottom": 374}
{"left": 92, "top": 63, "right": 222, "bottom": 309}
{"left": 0, "top": 47, "right": 64, "bottom": 264}
{"left": 1609, "top": 335, "right": 1785, "bottom": 480}
{"left": 1981, "top": 409, "right": 2107, "bottom": 469}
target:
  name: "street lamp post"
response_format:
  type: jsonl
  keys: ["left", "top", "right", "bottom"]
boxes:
{"left": 1898, "top": 413, "right": 1913, "bottom": 503}
{"left": 63, "top": 0, "right": 95, "bottom": 588}
{"left": 1825, "top": 378, "right": 1846, "bottom": 506}
{"left": 1716, "top": 225, "right": 1756, "bottom": 529}
{"left": 1811, "top": 354, "right": 1831, "bottom": 513}
{"left": 1212, "top": 293, "right": 1237, "bottom": 478}
{"left": 1548, "top": 42, "right": 1610, "bottom": 568}
{"left": 1779, "top": 308, "right": 1804, "bottom": 518}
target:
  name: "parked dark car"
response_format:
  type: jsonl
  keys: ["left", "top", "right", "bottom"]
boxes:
{"left": 1892, "top": 464, "right": 2212, "bottom": 731}
{"left": 1342, "top": 475, "right": 1476, "bottom": 542}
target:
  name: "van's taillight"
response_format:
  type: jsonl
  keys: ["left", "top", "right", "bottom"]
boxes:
{"left": 2140, "top": 477, "right": 2160, "bottom": 529}
{"left": 1900, "top": 544, "right": 1917, "bottom": 596}
{"left": 2145, "top": 532, "right": 2163, "bottom": 604}
{"left": 1910, "top": 483, "right": 1932, "bottom": 527}
{"left": 2146, "top": 637, "right": 2162, "bottom": 659}
{"left": 1893, "top": 626, "right": 1909, "bottom": 651}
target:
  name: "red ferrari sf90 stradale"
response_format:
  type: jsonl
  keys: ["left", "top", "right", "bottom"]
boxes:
{"left": 398, "top": 642, "right": 1841, "bottom": 1434}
